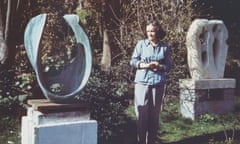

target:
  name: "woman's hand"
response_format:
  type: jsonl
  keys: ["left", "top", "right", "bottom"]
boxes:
{"left": 139, "top": 61, "right": 164, "bottom": 71}
{"left": 149, "top": 61, "right": 164, "bottom": 71}
{"left": 139, "top": 62, "right": 151, "bottom": 69}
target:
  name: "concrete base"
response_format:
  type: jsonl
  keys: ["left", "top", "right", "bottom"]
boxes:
{"left": 179, "top": 79, "right": 236, "bottom": 120}
{"left": 21, "top": 99, "right": 97, "bottom": 144}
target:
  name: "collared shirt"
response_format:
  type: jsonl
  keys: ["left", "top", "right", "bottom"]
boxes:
{"left": 130, "top": 39, "right": 171, "bottom": 85}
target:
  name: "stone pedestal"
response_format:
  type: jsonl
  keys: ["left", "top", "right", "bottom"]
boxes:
{"left": 179, "top": 79, "right": 236, "bottom": 120}
{"left": 21, "top": 99, "right": 97, "bottom": 144}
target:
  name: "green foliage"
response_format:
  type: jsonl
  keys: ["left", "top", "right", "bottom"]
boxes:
{"left": 40, "top": 13, "right": 78, "bottom": 75}
{"left": 160, "top": 97, "right": 240, "bottom": 143}
{"left": 0, "top": 65, "right": 19, "bottom": 115}
{"left": 0, "top": 45, "right": 35, "bottom": 116}
{"left": 76, "top": 8, "right": 101, "bottom": 56}
{"left": 74, "top": 1, "right": 198, "bottom": 98}
{"left": 36, "top": 0, "right": 78, "bottom": 14}
{"left": 76, "top": 9, "right": 91, "bottom": 25}
{"left": 0, "top": 116, "right": 21, "bottom": 144}
{"left": 76, "top": 66, "right": 129, "bottom": 142}
{"left": 14, "top": 45, "right": 35, "bottom": 98}
{"left": 82, "top": 0, "right": 203, "bottom": 96}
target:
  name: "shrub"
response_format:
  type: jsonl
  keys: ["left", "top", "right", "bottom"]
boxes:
{"left": 0, "top": 65, "right": 20, "bottom": 117}
{"left": 76, "top": 66, "right": 129, "bottom": 142}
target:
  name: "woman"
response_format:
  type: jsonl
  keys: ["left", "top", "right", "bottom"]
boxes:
{"left": 130, "top": 18, "right": 171, "bottom": 144}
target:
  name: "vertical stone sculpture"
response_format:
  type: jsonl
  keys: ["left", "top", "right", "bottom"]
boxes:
{"left": 180, "top": 19, "right": 236, "bottom": 120}
{"left": 24, "top": 14, "right": 92, "bottom": 103}
{"left": 186, "top": 19, "right": 228, "bottom": 79}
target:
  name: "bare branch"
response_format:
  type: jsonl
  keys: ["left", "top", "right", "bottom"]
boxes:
{"left": 16, "top": 0, "right": 20, "bottom": 10}
{"left": 109, "top": 5, "right": 121, "bottom": 23}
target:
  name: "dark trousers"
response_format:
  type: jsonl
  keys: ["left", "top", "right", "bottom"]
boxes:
{"left": 134, "top": 83, "right": 164, "bottom": 144}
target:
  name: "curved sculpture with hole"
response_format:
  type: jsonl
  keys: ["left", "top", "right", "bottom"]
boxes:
{"left": 24, "top": 14, "right": 92, "bottom": 103}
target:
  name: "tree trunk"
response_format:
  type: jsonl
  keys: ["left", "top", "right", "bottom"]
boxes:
{"left": 0, "top": 0, "right": 18, "bottom": 65}
{"left": 3, "top": 0, "right": 21, "bottom": 65}
{"left": 99, "top": 0, "right": 121, "bottom": 71}
{"left": 5, "top": 0, "right": 11, "bottom": 41}
{"left": 100, "top": 29, "right": 111, "bottom": 71}
{"left": 0, "top": 9, "right": 8, "bottom": 64}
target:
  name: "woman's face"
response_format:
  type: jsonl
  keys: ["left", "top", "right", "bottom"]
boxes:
{"left": 146, "top": 24, "right": 158, "bottom": 42}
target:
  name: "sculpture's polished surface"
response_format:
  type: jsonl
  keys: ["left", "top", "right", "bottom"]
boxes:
{"left": 24, "top": 14, "right": 92, "bottom": 103}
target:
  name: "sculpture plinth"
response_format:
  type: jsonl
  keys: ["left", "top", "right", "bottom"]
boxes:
{"left": 21, "top": 99, "right": 97, "bottom": 144}
{"left": 179, "top": 79, "right": 236, "bottom": 120}
{"left": 180, "top": 19, "right": 236, "bottom": 120}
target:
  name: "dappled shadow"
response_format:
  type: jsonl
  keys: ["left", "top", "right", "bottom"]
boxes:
{"left": 163, "top": 130, "right": 240, "bottom": 144}
{"left": 104, "top": 117, "right": 138, "bottom": 144}
{"left": 108, "top": 116, "right": 240, "bottom": 144}
{"left": 121, "top": 118, "right": 138, "bottom": 144}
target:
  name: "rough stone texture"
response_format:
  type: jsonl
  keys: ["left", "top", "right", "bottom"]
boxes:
{"left": 22, "top": 105, "right": 97, "bottom": 144}
{"left": 180, "top": 19, "right": 236, "bottom": 120}
{"left": 179, "top": 79, "right": 236, "bottom": 120}
{"left": 186, "top": 19, "right": 228, "bottom": 80}
{"left": 179, "top": 79, "right": 236, "bottom": 89}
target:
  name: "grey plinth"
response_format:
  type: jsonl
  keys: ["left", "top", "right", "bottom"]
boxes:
{"left": 179, "top": 79, "right": 236, "bottom": 120}
{"left": 21, "top": 99, "right": 97, "bottom": 144}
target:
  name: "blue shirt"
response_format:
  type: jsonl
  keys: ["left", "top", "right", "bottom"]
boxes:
{"left": 130, "top": 39, "right": 171, "bottom": 85}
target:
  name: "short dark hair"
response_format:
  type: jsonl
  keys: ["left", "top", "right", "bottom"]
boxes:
{"left": 145, "top": 16, "right": 166, "bottom": 40}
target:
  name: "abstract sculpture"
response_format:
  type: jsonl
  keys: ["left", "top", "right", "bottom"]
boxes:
{"left": 180, "top": 19, "right": 235, "bottom": 120}
{"left": 186, "top": 19, "right": 228, "bottom": 79}
{"left": 24, "top": 14, "right": 92, "bottom": 103}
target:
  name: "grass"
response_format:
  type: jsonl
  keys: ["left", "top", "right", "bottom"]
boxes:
{"left": 1, "top": 96, "right": 240, "bottom": 144}
{"left": 0, "top": 116, "right": 21, "bottom": 144}
{"left": 124, "top": 95, "right": 240, "bottom": 144}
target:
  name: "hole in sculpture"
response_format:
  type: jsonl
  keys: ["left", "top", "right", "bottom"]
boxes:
{"left": 40, "top": 13, "right": 77, "bottom": 75}
{"left": 200, "top": 28, "right": 208, "bottom": 67}
{"left": 38, "top": 13, "right": 86, "bottom": 95}
{"left": 212, "top": 24, "right": 218, "bottom": 33}
{"left": 201, "top": 51, "right": 207, "bottom": 66}
{"left": 50, "top": 83, "right": 63, "bottom": 93}
{"left": 199, "top": 30, "right": 205, "bottom": 44}
{"left": 199, "top": 26, "right": 209, "bottom": 45}
{"left": 39, "top": 43, "right": 85, "bottom": 95}
{"left": 212, "top": 38, "right": 219, "bottom": 67}
{"left": 212, "top": 24, "right": 221, "bottom": 67}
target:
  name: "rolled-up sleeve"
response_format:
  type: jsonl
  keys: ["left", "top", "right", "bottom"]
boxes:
{"left": 130, "top": 41, "right": 142, "bottom": 68}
